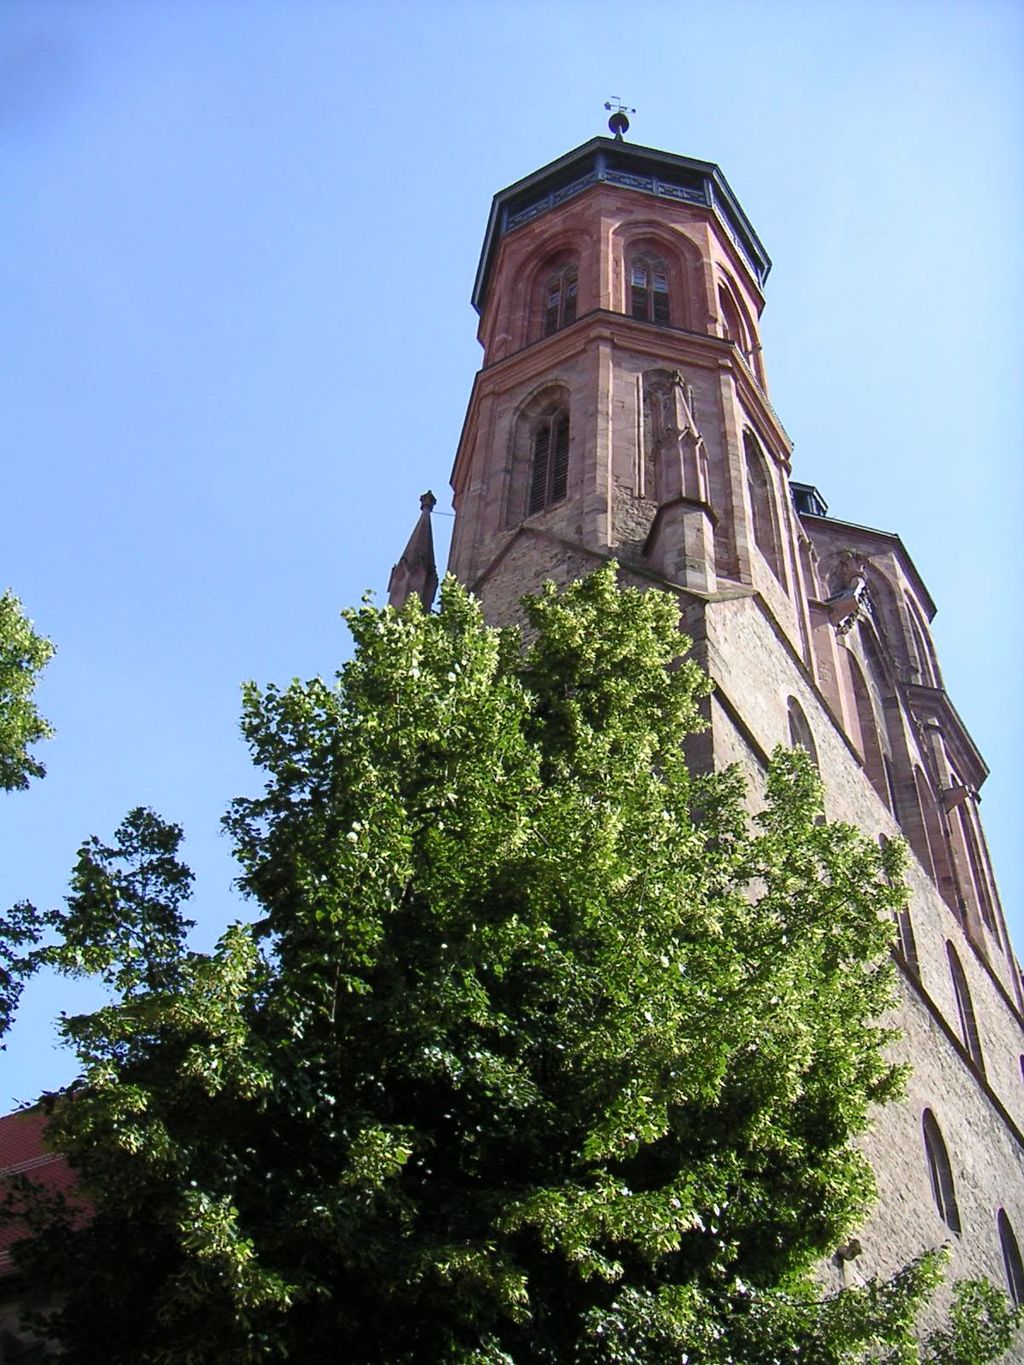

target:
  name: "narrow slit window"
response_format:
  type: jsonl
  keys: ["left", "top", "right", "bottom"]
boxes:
{"left": 947, "top": 943, "right": 985, "bottom": 1074}
{"left": 896, "top": 910, "right": 920, "bottom": 976}
{"left": 922, "top": 1109, "right": 961, "bottom": 1235}
{"left": 998, "top": 1211, "right": 1024, "bottom": 1308}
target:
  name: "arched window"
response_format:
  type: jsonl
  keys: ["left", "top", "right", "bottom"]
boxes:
{"left": 998, "top": 1210, "right": 1024, "bottom": 1308}
{"left": 719, "top": 285, "right": 747, "bottom": 348}
{"left": 787, "top": 696, "right": 818, "bottom": 767}
{"left": 506, "top": 384, "right": 571, "bottom": 528}
{"left": 914, "top": 766, "right": 957, "bottom": 912}
{"left": 955, "top": 799, "right": 998, "bottom": 934}
{"left": 718, "top": 280, "right": 760, "bottom": 380}
{"left": 847, "top": 653, "right": 888, "bottom": 807}
{"left": 922, "top": 1109, "right": 961, "bottom": 1234}
{"left": 630, "top": 252, "right": 671, "bottom": 325}
{"left": 744, "top": 432, "right": 783, "bottom": 582}
{"left": 947, "top": 943, "right": 985, "bottom": 1074}
{"left": 884, "top": 833, "right": 920, "bottom": 975}
{"left": 895, "top": 908, "right": 920, "bottom": 976}
{"left": 528, "top": 407, "right": 570, "bottom": 515}
{"left": 905, "top": 594, "right": 941, "bottom": 688}
{"left": 542, "top": 262, "right": 578, "bottom": 336}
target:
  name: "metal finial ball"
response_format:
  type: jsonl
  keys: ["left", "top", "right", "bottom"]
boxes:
{"left": 608, "top": 109, "right": 630, "bottom": 139}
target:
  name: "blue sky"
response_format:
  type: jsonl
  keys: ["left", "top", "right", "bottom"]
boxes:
{"left": 3, "top": 0, "right": 1022, "bottom": 1107}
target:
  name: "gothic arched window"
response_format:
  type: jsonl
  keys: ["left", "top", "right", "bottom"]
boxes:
{"left": 906, "top": 593, "right": 941, "bottom": 688}
{"left": 744, "top": 431, "right": 783, "bottom": 582}
{"left": 955, "top": 797, "right": 998, "bottom": 935}
{"left": 947, "top": 942, "right": 985, "bottom": 1074}
{"left": 787, "top": 696, "right": 818, "bottom": 768}
{"left": 922, "top": 1109, "right": 961, "bottom": 1235}
{"left": 913, "top": 766, "right": 957, "bottom": 912}
{"left": 630, "top": 252, "right": 671, "bottom": 325}
{"left": 896, "top": 908, "right": 920, "bottom": 976}
{"left": 528, "top": 407, "right": 570, "bottom": 515}
{"left": 719, "top": 285, "right": 746, "bottom": 348}
{"left": 718, "top": 280, "right": 761, "bottom": 381}
{"left": 998, "top": 1210, "right": 1024, "bottom": 1308}
{"left": 542, "top": 262, "right": 578, "bottom": 337}
{"left": 881, "top": 836, "right": 920, "bottom": 975}
{"left": 847, "top": 652, "right": 889, "bottom": 808}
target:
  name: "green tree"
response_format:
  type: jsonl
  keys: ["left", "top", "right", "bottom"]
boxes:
{"left": 13, "top": 569, "right": 1021, "bottom": 1361}
{"left": 0, "top": 590, "right": 54, "bottom": 793}
{"left": 1, "top": 590, "right": 54, "bottom": 1044}
{"left": 48, "top": 806, "right": 196, "bottom": 997}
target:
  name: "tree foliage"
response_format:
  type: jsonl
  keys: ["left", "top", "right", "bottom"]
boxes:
{"left": 47, "top": 806, "right": 196, "bottom": 997}
{"left": 11, "top": 568, "right": 1021, "bottom": 1361}
{"left": 1, "top": 590, "right": 53, "bottom": 1045}
{"left": 0, "top": 589, "right": 54, "bottom": 793}
{"left": 0, "top": 900, "right": 46, "bottom": 1048}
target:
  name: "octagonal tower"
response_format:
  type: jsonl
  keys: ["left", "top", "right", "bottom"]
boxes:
{"left": 441, "top": 130, "right": 1024, "bottom": 1305}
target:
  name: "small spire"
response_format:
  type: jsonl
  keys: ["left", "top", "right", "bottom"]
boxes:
{"left": 388, "top": 490, "right": 439, "bottom": 612}
{"left": 604, "top": 97, "right": 635, "bottom": 141}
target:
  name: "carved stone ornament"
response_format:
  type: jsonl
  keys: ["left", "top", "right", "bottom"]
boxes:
{"left": 826, "top": 550, "right": 870, "bottom": 636}
{"left": 641, "top": 370, "right": 709, "bottom": 505}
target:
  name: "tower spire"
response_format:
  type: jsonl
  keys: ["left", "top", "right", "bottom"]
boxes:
{"left": 387, "top": 491, "right": 439, "bottom": 611}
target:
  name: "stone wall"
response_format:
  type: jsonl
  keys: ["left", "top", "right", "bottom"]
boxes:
{"left": 703, "top": 591, "right": 1024, "bottom": 1292}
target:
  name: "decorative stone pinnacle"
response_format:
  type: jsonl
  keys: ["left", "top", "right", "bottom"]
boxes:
{"left": 388, "top": 490, "right": 439, "bottom": 611}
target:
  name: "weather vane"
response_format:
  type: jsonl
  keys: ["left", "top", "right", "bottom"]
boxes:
{"left": 604, "top": 97, "right": 635, "bottom": 141}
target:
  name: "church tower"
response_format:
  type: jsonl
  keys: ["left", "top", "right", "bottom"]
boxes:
{"left": 442, "top": 122, "right": 1024, "bottom": 1302}
{"left": 447, "top": 127, "right": 794, "bottom": 627}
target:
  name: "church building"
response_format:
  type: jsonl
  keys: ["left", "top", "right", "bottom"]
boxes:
{"left": 393, "top": 117, "right": 1024, "bottom": 1303}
